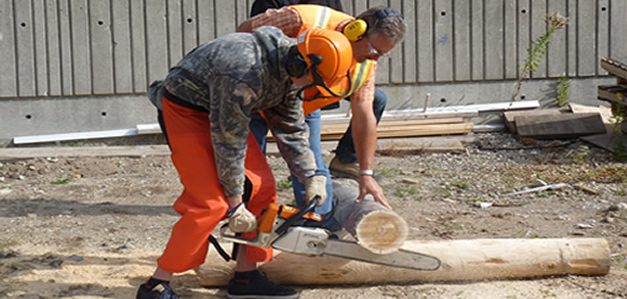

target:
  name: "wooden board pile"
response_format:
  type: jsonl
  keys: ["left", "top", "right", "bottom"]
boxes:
{"left": 576, "top": 57, "right": 627, "bottom": 152}
{"left": 598, "top": 57, "right": 627, "bottom": 134}
{"left": 265, "top": 108, "right": 477, "bottom": 153}
{"left": 503, "top": 107, "right": 607, "bottom": 140}
{"left": 319, "top": 117, "right": 473, "bottom": 141}
{"left": 502, "top": 57, "right": 627, "bottom": 152}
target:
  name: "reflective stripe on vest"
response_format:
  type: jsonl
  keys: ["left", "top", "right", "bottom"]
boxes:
{"left": 314, "top": 6, "right": 331, "bottom": 28}
{"left": 348, "top": 60, "right": 373, "bottom": 95}
{"left": 293, "top": 5, "right": 375, "bottom": 114}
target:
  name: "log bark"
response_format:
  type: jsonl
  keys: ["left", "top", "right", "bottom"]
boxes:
{"left": 196, "top": 238, "right": 610, "bottom": 286}
{"left": 331, "top": 179, "right": 408, "bottom": 254}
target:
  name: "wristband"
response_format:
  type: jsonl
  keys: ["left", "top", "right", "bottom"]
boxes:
{"left": 359, "top": 169, "right": 375, "bottom": 176}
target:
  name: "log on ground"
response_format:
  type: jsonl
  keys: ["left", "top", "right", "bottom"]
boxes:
{"left": 196, "top": 237, "right": 609, "bottom": 286}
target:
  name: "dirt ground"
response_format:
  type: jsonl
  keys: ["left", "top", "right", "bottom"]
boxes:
{"left": 0, "top": 133, "right": 626, "bottom": 298}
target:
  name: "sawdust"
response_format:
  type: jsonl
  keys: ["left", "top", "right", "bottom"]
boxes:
{"left": 0, "top": 133, "right": 625, "bottom": 298}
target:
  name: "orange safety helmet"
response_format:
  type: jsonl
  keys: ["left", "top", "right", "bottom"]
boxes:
{"left": 292, "top": 28, "right": 354, "bottom": 99}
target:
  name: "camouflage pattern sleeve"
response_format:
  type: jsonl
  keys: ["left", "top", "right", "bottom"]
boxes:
{"left": 208, "top": 76, "right": 257, "bottom": 198}
{"left": 263, "top": 93, "right": 317, "bottom": 183}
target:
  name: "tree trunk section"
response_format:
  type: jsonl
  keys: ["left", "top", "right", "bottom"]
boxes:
{"left": 332, "top": 179, "right": 408, "bottom": 254}
{"left": 196, "top": 237, "right": 609, "bottom": 286}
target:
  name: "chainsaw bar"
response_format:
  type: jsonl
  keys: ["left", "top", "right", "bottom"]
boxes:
{"left": 324, "top": 239, "right": 441, "bottom": 271}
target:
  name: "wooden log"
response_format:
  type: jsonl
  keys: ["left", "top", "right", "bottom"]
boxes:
{"left": 195, "top": 238, "right": 610, "bottom": 286}
{"left": 331, "top": 179, "right": 408, "bottom": 255}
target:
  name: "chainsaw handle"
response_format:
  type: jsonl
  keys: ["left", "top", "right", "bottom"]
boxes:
{"left": 274, "top": 196, "right": 319, "bottom": 235}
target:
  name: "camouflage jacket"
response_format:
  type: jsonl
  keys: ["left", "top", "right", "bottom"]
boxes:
{"left": 149, "top": 26, "right": 315, "bottom": 197}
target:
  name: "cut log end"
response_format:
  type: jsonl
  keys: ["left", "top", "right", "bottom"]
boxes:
{"left": 355, "top": 210, "right": 409, "bottom": 254}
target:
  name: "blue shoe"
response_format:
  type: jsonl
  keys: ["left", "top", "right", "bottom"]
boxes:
{"left": 136, "top": 281, "right": 180, "bottom": 299}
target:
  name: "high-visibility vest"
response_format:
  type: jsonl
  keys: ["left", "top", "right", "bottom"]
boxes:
{"left": 290, "top": 5, "right": 376, "bottom": 115}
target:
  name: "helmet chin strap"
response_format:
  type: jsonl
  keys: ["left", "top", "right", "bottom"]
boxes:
{"left": 292, "top": 54, "right": 353, "bottom": 102}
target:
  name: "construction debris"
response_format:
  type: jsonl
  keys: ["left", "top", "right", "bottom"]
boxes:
{"left": 578, "top": 57, "right": 627, "bottom": 151}
{"left": 503, "top": 109, "right": 562, "bottom": 133}
{"left": 598, "top": 57, "right": 627, "bottom": 133}
{"left": 502, "top": 182, "right": 570, "bottom": 197}
{"left": 514, "top": 113, "right": 606, "bottom": 139}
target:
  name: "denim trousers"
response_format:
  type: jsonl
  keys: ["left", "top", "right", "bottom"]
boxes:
{"left": 249, "top": 87, "right": 388, "bottom": 226}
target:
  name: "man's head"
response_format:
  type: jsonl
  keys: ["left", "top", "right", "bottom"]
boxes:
{"left": 286, "top": 28, "right": 353, "bottom": 98}
{"left": 349, "top": 6, "right": 406, "bottom": 62}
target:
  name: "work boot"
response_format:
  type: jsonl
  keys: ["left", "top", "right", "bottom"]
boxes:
{"left": 329, "top": 156, "right": 360, "bottom": 180}
{"left": 226, "top": 270, "right": 299, "bottom": 299}
{"left": 136, "top": 280, "right": 180, "bottom": 299}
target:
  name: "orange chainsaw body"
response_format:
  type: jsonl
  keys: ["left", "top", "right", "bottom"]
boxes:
{"left": 257, "top": 203, "right": 322, "bottom": 233}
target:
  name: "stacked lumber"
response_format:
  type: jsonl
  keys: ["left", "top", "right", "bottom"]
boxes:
{"left": 577, "top": 57, "right": 627, "bottom": 151}
{"left": 598, "top": 57, "right": 627, "bottom": 134}
{"left": 320, "top": 117, "right": 473, "bottom": 141}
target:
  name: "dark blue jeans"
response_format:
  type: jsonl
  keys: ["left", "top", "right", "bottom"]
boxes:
{"left": 250, "top": 109, "right": 334, "bottom": 217}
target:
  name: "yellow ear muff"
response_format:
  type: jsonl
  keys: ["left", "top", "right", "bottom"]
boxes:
{"left": 343, "top": 19, "right": 368, "bottom": 42}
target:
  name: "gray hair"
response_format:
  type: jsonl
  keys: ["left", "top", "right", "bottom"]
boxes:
{"left": 356, "top": 6, "right": 406, "bottom": 44}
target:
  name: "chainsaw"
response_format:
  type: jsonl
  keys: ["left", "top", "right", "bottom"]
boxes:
{"left": 211, "top": 197, "right": 441, "bottom": 271}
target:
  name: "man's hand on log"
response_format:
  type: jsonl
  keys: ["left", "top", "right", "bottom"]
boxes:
{"left": 357, "top": 175, "right": 391, "bottom": 209}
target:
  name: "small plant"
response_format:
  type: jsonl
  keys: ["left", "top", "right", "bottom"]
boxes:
{"left": 556, "top": 75, "right": 569, "bottom": 107}
{"left": 614, "top": 142, "right": 627, "bottom": 163}
{"left": 571, "top": 145, "right": 591, "bottom": 164}
{"left": 463, "top": 197, "right": 482, "bottom": 203}
{"left": 378, "top": 167, "right": 401, "bottom": 177}
{"left": 610, "top": 102, "right": 627, "bottom": 162}
{"left": 610, "top": 100, "right": 625, "bottom": 134}
{"left": 539, "top": 288, "right": 557, "bottom": 297}
{"left": 276, "top": 179, "right": 292, "bottom": 191}
{"left": 511, "top": 13, "right": 568, "bottom": 101}
{"left": 436, "top": 186, "right": 452, "bottom": 198}
{"left": 451, "top": 180, "right": 470, "bottom": 190}
{"left": 394, "top": 185, "right": 417, "bottom": 198}
{"left": 0, "top": 239, "right": 17, "bottom": 250}
{"left": 51, "top": 178, "right": 72, "bottom": 185}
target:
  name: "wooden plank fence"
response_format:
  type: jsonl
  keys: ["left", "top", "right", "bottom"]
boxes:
{"left": 0, "top": 0, "right": 624, "bottom": 99}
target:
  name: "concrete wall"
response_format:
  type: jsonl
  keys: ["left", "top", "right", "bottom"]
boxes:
{"left": 1, "top": 0, "right": 626, "bottom": 143}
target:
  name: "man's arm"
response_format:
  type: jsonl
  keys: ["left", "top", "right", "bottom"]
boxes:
{"left": 209, "top": 77, "right": 256, "bottom": 206}
{"left": 237, "top": 6, "right": 302, "bottom": 36}
{"left": 263, "top": 95, "right": 317, "bottom": 183}
{"left": 349, "top": 68, "right": 391, "bottom": 208}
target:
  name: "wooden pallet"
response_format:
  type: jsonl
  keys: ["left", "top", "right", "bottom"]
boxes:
{"left": 601, "top": 57, "right": 627, "bottom": 83}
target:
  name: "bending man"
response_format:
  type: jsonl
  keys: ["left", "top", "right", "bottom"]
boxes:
{"left": 137, "top": 26, "right": 353, "bottom": 299}
{"left": 239, "top": 4, "right": 407, "bottom": 214}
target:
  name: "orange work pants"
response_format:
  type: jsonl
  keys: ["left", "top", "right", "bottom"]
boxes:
{"left": 157, "top": 97, "right": 276, "bottom": 273}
